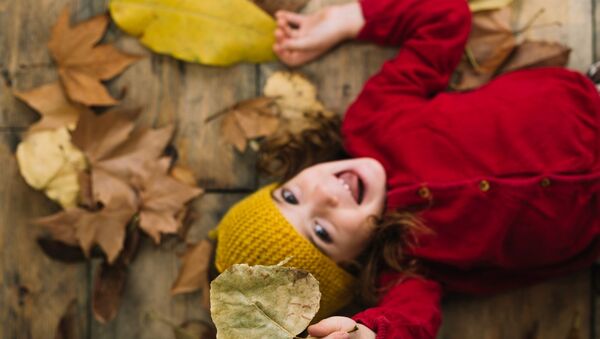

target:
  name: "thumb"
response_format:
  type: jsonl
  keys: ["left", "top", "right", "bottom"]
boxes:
{"left": 308, "top": 316, "right": 356, "bottom": 337}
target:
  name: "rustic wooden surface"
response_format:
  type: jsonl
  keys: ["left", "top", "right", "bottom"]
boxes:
{"left": 0, "top": 0, "right": 599, "bottom": 338}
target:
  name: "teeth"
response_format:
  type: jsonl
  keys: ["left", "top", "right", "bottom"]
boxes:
{"left": 338, "top": 178, "right": 351, "bottom": 192}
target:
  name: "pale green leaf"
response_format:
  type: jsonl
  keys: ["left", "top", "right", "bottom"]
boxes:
{"left": 109, "top": 0, "right": 277, "bottom": 66}
{"left": 210, "top": 263, "right": 320, "bottom": 339}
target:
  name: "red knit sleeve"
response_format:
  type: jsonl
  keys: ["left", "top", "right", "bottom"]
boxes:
{"left": 352, "top": 276, "right": 442, "bottom": 339}
{"left": 350, "top": 0, "right": 471, "bottom": 98}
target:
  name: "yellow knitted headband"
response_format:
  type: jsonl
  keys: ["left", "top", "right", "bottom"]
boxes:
{"left": 213, "top": 183, "right": 357, "bottom": 320}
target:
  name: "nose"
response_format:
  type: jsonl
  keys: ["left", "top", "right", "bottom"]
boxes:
{"left": 313, "top": 184, "right": 339, "bottom": 208}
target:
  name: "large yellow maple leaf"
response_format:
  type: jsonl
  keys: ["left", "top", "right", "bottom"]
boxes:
{"left": 109, "top": 0, "right": 277, "bottom": 66}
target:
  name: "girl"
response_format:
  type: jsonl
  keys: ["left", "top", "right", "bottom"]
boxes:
{"left": 212, "top": 0, "right": 600, "bottom": 337}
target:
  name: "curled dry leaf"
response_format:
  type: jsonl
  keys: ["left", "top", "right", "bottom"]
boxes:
{"left": 210, "top": 263, "right": 320, "bottom": 339}
{"left": 251, "top": 0, "right": 309, "bottom": 17}
{"left": 136, "top": 159, "right": 203, "bottom": 244}
{"left": 109, "top": 0, "right": 276, "bottom": 66}
{"left": 13, "top": 82, "right": 87, "bottom": 132}
{"left": 16, "top": 127, "right": 87, "bottom": 208}
{"left": 37, "top": 237, "right": 88, "bottom": 263}
{"left": 171, "top": 239, "right": 213, "bottom": 309}
{"left": 467, "top": 7, "right": 515, "bottom": 74}
{"left": 48, "top": 7, "right": 141, "bottom": 106}
{"left": 217, "top": 97, "right": 280, "bottom": 152}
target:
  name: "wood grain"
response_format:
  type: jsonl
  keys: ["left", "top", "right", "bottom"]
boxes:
{"left": 439, "top": 270, "right": 591, "bottom": 339}
{"left": 90, "top": 193, "right": 246, "bottom": 339}
{"left": 0, "top": 131, "right": 90, "bottom": 339}
{"left": 511, "top": 0, "right": 593, "bottom": 71}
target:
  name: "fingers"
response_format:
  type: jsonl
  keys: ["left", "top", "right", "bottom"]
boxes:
{"left": 308, "top": 316, "right": 357, "bottom": 337}
{"left": 275, "top": 10, "right": 306, "bottom": 27}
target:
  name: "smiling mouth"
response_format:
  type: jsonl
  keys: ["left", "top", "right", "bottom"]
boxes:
{"left": 336, "top": 171, "right": 365, "bottom": 204}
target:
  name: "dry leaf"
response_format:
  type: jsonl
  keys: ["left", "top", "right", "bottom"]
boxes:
{"left": 467, "top": 7, "right": 515, "bottom": 74}
{"left": 171, "top": 240, "right": 213, "bottom": 309}
{"left": 71, "top": 109, "right": 173, "bottom": 207}
{"left": 251, "top": 0, "right": 309, "bottom": 17}
{"left": 109, "top": 0, "right": 276, "bottom": 66}
{"left": 16, "top": 127, "right": 87, "bottom": 208}
{"left": 48, "top": 7, "right": 140, "bottom": 106}
{"left": 263, "top": 71, "right": 333, "bottom": 134}
{"left": 14, "top": 82, "right": 87, "bottom": 132}
{"left": 210, "top": 262, "right": 320, "bottom": 339}
{"left": 92, "top": 261, "right": 127, "bottom": 323}
{"left": 37, "top": 237, "right": 88, "bottom": 263}
{"left": 499, "top": 40, "right": 571, "bottom": 73}
{"left": 170, "top": 164, "right": 198, "bottom": 187}
{"left": 452, "top": 7, "right": 516, "bottom": 90}
{"left": 468, "top": 0, "right": 514, "bottom": 12}
{"left": 218, "top": 97, "right": 280, "bottom": 152}
{"left": 136, "top": 159, "right": 203, "bottom": 243}
{"left": 34, "top": 200, "right": 136, "bottom": 263}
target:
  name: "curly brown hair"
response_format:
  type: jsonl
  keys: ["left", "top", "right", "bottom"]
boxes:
{"left": 257, "top": 112, "right": 428, "bottom": 306}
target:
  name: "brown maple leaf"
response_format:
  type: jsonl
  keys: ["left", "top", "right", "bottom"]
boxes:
{"left": 71, "top": 109, "right": 174, "bottom": 207}
{"left": 135, "top": 158, "right": 203, "bottom": 243}
{"left": 34, "top": 198, "right": 136, "bottom": 263}
{"left": 211, "top": 97, "right": 280, "bottom": 152}
{"left": 48, "top": 7, "right": 141, "bottom": 106}
{"left": 251, "top": 0, "right": 309, "bottom": 17}
{"left": 13, "top": 82, "right": 88, "bottom": 132}
{"left": 171, "top": 239, "right": 214, "bottom": 309}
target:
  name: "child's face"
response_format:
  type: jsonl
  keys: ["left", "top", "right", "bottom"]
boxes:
{"left": 271, "top": 158, "right": 387, "bottom": 263}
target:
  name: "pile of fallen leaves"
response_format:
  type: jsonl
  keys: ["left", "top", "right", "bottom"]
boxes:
{"left": 14, "top": 8, "right": 202, "bottom": 323}
{"left": 453, "top": 2, "right": 571, "bottom": 90}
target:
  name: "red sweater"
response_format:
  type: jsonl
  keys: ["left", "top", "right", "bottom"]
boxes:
{"left": 343, "top": 0, "right": 600, "bottom": 337}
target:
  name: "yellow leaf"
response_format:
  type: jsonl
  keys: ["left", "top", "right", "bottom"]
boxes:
{"left": 109, "top": 0, "right": 277, "bottom": 66}
{"left": 469, "top": 0, "right": 514, "bottom": 12}
{"left": 16, "top": 128, "right": 87, "bottom": 208}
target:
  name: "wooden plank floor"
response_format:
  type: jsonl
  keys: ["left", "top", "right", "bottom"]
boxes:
{"left": 0, "top": 0, "right": 598, "bottom": 338}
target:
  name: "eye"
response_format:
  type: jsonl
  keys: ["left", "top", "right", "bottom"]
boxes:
{"left": 281, "top": 188, "right": 299, "bottom": 205}
{"left": 314, "top": 222, "right": 332, "bottom": 243}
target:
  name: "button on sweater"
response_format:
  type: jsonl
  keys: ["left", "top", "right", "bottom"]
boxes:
{"left": 342, "top": 0, "right": 600, "bottom": 337}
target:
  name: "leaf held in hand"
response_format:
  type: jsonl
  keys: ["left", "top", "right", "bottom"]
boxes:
{"left": 109, "top": 0, "right": 277, "bottom": 66}
{"left": 210, "top": 263, "right": 320, "bottom": 339}
{"left": 48, "top": 7, "right": 141, "bottom": 106}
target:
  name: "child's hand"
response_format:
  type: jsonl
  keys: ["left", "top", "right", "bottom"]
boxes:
{"left": 273, "top": 3, "right": 365, "bottom": 67}
{"left": 307, "top": 316, "right": 376, "bottom": 339}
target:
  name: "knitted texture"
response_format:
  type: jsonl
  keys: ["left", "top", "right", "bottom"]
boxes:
{"left": 214, "top": 183, "right": 357, "bottom": 320}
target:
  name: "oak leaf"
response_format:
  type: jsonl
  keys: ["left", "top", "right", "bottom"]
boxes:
{"left": 48, "top": 7, "right": 141, "bottom": 106}
{"left": 135, "top": 159, "right": 203, "bottom": 243}
{"left": 217, "top": 97, "right": 280, "bottom": 152}
{"left": 14, "top": 82, "right": 88, "bottom": 132}
{"left": 210, "top": 262, "right": 320, "bottom": 339}
{"left": 171, "top": 240, "right": 213, "bottom": 309}
{"left": 109, "top": 0, "right": 276, "bottom": 66}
